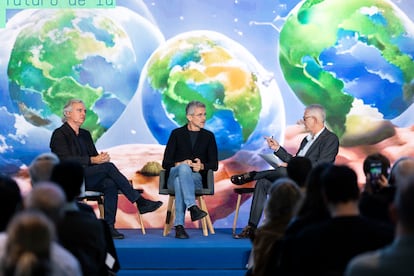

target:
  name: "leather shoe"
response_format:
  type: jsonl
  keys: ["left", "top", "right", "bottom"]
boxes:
{"left": 233, "top": 225, "right": 255, "bottom": 239}
{"left": 136, "top": 197, "right": 162, "bottom": 214}
{"left": 188, "top": 205, "right": 207, "bottom": 221}
{"left": 110, "top": 227, "right": 125, "bottom": 239}
{"left": 175, "top": 225, "right": 189, "bottom": 239}
{"left": 230, "top": 171, "right": 256, "bottom": 185}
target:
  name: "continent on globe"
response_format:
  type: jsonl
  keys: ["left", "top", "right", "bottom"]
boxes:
{"left": 7, "top": 9, "right": 139, "bottom": 141}
{"left": 279, "top": 0, "right": 414, "bottom": 146}
{"left": 0, "top": 5, "right": 164, "bottom": 174}
{"left": 138, "top": 30, "right": 285, "bottom": 161}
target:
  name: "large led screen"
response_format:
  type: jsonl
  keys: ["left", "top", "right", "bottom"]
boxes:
{"left": 1, "top": 0, "right": 413, "bottom": 228}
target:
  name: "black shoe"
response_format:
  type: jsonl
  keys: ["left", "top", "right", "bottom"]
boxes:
{"left": 230, "top": 171, "right": 256, "bottom": 185}
{"left": 233, "top": 225, "right": 255, "bottom": 239}
{"left": 110, "top": 227, "right": 125, "bottom": 239}
{"left": 136, "top": 197, "right": 163, "bottom": 214}
{"left": 188, "top": 205, "right": 207, "bottom": 222}
{"left": 175, "top": 225, "right": 189, "bottom": 239}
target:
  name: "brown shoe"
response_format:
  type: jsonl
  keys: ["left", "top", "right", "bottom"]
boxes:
{"left": 233, "top": 225, "right": 255, "bottom": 239}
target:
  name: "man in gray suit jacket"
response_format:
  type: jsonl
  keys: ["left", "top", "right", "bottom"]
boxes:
{"left": 232, "top": 104, "right": 339, "bottom": 238}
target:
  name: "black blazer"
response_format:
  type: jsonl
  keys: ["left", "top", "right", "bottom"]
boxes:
{"left": 275, "top": 128, "right": 339, "bottom": 166}
{"left": 162, "top": 125, "right": 218, "bottom": 179}
{"left": 50, "top": 122, "right": 98, "bottom": 167}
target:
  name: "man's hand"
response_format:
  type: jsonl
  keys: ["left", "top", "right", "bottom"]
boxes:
{"left": 191, "top": 158, "right": 203, "bottom": 172}
{"left": 174, "top": 158, "right": 204, "bottom": 172}
{"left": 91, "top": 152, "right": 110, "bottom": 164}
{"left": 364, "top": 174, "right": 388, "bottom": 194}
{"left": 378, "top": 174, "right": 388, "bottom": 188}
{"left": 175, "top": 159, "right": 193, "bottom": 166}
{"left": 264, "top": 136, "right": 280, "bottom": 151}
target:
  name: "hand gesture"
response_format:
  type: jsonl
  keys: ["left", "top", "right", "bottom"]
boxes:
{"left": 264, "top": 136, "right": 280, "bottom": 151}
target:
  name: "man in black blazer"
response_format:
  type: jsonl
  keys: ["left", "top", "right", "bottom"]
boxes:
{"left": 232, "top": 104, "right": 339, "bottom": 238}
{"left": 50, "top": 99, "right": 162, "bottom": 239}
{"left": 162, "top": 101, "right": 218, "bottom": 239}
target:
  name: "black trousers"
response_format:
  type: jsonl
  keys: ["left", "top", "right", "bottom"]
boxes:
{"left": 84, "top": 162, "right": 140, "bottom": 226}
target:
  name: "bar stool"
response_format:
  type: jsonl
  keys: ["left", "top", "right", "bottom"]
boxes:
{"left": 232, "top": 187, "right": 255, "bottom": 235}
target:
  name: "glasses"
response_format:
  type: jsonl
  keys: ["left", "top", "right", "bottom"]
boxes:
{"left": 191, "top": 113, "right": 206, "bottom": 118}
{"left": 302, "top": 115, "right": 314, "bottom": 121}
{"left": 71, "top": 108, "right": 87, "bottom": 113}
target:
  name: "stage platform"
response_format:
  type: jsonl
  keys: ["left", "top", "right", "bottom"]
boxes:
{"left": 114, "top": 228, "right": 251, "bottom": 275}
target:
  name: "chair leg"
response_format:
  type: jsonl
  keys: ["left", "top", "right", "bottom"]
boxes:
{"left": 163, "top": 196, "right": 175, "bottom": 236}
{"left": 97, "top": 204, "right": 104, "bottom": 219}
{"left": 97, "top": 196, "right": 105, "bottom": 219}
{"left": 204, "top": 208, "right": 215, "bottom": 235}
{"left": 170, "top": 202, "right": 175, "bottom": 234}
{"left": 201, "top": 218, "right": 208, "bottom": 236}
{"left": 198, "top": 196, "right": 215, "bottom": 235}
{"left": 196, "top": 196, "right": 208, "bottom": 236}
{"left": 232, "top": 194, "right": 242, "bottom": 235}
{"left": 137, "top": 211, "right": 146, "bottom": 235}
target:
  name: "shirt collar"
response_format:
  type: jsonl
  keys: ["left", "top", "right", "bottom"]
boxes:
{"left": 307, "top": 127, "right": 325, "bottom": 141}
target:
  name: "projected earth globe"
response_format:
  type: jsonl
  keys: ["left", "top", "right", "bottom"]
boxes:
{"left": 139, "top": 31, "right": 285, "bottom": 160}
{"left": 279, "top": 0, "right": 414, "bottom": 146}
{"left": 0, "top": 7, "right": 163, "bottom": 173}
{"left": 7, "top": 9, "right": 142, "bottom": 141}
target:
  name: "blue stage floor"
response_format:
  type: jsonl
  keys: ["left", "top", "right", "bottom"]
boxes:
{"left": 114, "top": 228, "right": 251, "bottom": 275}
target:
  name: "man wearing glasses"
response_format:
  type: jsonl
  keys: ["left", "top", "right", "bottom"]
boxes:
{"left": 50, "top": 99, "right": 162, "bottom": 239}
{"left": 231, "top": 104, "right": 339, "bottom": 238}
{"left": 162, "top": 101, "right": 218, "bottom": 239}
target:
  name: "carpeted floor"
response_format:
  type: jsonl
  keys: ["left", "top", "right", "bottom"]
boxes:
{"left": 114, "top": 228, "right": 251, "bottom": 275}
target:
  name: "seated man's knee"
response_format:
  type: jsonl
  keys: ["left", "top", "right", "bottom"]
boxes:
{"left": 256, "top": 178, "right": 273, "bottom": 191}
{"left": 176, "top": 163, "right": 192, "bottom": 174}
{"left": 99, "top": 162, "right": 118, "bottom": 172}
{"left": 102, "top": 178, "right": 118, "bottom": 193}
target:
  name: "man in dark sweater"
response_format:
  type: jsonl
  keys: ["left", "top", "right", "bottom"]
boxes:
{"left": 162, "top": 101, "right": 218, "bottom": 239}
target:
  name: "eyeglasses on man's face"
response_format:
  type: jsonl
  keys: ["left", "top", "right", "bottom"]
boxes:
{"left": 191, "top": 113, "right": 206, "bottom": 118}
{"left": 302, "top": 115, "right": 315, "bottom": 121}
{"left": 72, "top": 108, "right": 87, "bottom": 114}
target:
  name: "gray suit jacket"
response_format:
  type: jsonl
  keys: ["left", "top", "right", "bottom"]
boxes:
{"left": 275, "top": 128, "right": 339, "bottom": 166}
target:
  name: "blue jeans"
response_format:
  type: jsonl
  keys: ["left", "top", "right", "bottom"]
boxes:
{"left": 167, "top": 164, "right": 202, "bottom": 226}
{"left": 84, "top": 162, "right": 141, "bottom": 226}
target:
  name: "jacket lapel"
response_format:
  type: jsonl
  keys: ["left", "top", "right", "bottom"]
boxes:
{"left": 305, "top": 128, "right": 327, "bottom": 157}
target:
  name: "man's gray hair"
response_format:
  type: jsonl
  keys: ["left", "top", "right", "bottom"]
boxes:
{"left": 62, "top": 99, "right": 85, "bottom": 123}
{"left": 24, "top": 182, "right": 66, "bottom": 224}
{"left": 186, "top": 101, "right": 206, "bottom": 115}
{"left": 29, "top": 152, "right": 60, "bottom": 185}
{"left": 306, "top": 104, "right": 326, "bottom": 123}
{"left": 265, "top": 177, "right": 303, "bottom": 222}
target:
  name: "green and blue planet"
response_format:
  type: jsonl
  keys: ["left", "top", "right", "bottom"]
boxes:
{"left": 0, "top": 0, "right": 413, "bottom": 174}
